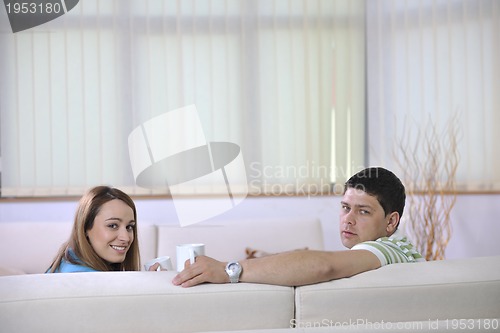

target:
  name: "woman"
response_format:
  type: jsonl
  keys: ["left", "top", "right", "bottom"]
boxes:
{"left": 47, "top": 186, "right": 142, "bottom": 272}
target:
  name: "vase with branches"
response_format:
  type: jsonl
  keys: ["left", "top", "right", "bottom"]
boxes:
{"left": 393, "top": 115, "right": 460, "bottom": 260}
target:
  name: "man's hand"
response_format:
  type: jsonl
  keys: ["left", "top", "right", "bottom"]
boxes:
{"left": 172, "top": 255, "right": 229, "bottom": 287}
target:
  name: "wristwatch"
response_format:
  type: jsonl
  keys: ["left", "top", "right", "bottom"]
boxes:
{"left": 225, "top": 261, "right": 242, "bottom": 283}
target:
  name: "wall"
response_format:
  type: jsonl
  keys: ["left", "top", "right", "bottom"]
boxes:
{"left": 0, "top": 194, "right": 498, "bottom": 260}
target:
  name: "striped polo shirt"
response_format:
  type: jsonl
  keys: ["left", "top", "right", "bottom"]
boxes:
{"left": 351, "top": 230, "right": 425, "bottom": 266}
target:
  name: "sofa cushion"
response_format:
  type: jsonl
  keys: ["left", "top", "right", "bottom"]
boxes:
{"left": 156, "top": 218, "right": 324, "bottom": 270}
{"left": 0, "top": 271, "right": 294, "bottom": 333}
{"left": 294, "top": 255, "right": 500, "bottom": 326}
{"left": 0, "top": 222, "right": 158, "bottom": 273}
{"left": 137, "top": 223, "right": 158, "bottom": 269}
{"left": 0, "top": 222, "right": 72, "bottom": 274}
{"left": 0, "top": 266, "right": 25, "bottom": 276}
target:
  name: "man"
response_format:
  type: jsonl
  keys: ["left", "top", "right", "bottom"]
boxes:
{"left": 172, "top": 167, "right": 424, "bottom": 287}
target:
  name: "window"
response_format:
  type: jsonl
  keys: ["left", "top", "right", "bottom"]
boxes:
{"left": 366, "top": 0, "right": 500, "bottom": 192}
{"left": 0, "top": 0, "right": 366, "bottom": 197}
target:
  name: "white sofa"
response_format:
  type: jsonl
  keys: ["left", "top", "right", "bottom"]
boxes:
{"left": 1, "top": 219, "right": 499, "bottom": 333}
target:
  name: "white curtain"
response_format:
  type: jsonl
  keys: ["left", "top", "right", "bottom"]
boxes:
{"left": 366, "top": 0, "right": 500, "bottom": 192}
{"left": 0, "top": 0, "right": 366, "bottom": 197}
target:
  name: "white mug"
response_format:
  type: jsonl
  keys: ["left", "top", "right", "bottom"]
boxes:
{"left": 144, "top": 256, "right": 174, "bottom": 271}
{"left": 176, "top": 243, "right": 205, "bottom": 272}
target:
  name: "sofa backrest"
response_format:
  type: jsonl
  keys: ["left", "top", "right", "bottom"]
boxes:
{"left": 156, "top": 217, "right": 324, "bottom": 270}
{"left": 294, "top": 255, "right": 500, "bottom": 326}
{"left": 2, "top": 255, "right": 499, "bottom": 333}
{"left": 0, "top": 271, "right": 295, "bottom": 333}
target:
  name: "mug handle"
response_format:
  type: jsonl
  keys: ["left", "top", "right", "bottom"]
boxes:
{"left": 189, "top": 248, "right": 196, "bottom": 264}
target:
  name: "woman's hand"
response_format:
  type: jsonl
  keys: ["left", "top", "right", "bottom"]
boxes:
{"left": 147, "top": 262, "right": 165, "bottom": 271}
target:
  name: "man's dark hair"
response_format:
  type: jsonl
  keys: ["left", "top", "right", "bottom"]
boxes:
{"left": 344, "top": 167, "right": 406, "bottom": 219}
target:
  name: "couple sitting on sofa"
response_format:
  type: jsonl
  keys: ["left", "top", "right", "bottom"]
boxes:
{"left": 46, "top": 167, "right": 424, "bottom": 286}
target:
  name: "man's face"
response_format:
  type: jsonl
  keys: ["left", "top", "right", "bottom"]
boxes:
{"left": 339, "top": 187, "right": 395, "bottom": 249}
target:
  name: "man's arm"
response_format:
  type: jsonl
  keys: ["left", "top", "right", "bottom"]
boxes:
{"left": 172, "top": 249, "right": 381, "bottom": 287}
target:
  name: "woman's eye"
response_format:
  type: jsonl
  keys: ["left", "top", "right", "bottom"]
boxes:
{"left": 126, "top": 224, "right": 135, "bottom": 231}
{"left": 107, "top": 224, "right": 118, "bottom": 229}
{"left": 360, "top": 210, "right": 370, "bottom": 215}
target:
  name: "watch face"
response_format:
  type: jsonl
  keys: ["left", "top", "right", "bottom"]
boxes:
{"left": 226, "top": 262, "right": 241, "bottom": 283}
{"left": 228, "top": 263, "right": 239, "bottom": 274}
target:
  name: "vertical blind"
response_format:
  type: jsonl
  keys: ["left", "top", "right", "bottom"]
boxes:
{"left": 366, "top": 0, "right": 500, "bottom": 192}
{"left": 0, "top": 0, "right": 366, "bottom": 197}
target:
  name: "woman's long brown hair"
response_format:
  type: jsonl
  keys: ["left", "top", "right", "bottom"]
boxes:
{"left": 48, "top": 186, "right": 141, "bottom": 272}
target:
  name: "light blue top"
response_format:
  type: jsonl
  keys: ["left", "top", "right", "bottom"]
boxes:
{"left": 46, "top": 249, "right": 98, "bottom": 273}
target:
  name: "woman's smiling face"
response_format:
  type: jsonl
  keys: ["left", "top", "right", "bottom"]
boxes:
{"left": 86, "top": 199, "right": 136, "bottom": 264}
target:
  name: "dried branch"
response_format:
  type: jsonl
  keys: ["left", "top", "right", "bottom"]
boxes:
{"left": 393, "top": 114, "right": 460, "bottom": 260}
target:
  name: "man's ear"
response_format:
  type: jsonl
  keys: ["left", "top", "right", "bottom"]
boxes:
{"left": 386, "top": 212, "right": 400, "bottom": 234}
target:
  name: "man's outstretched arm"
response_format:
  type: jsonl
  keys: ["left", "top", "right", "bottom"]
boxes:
{"left": 172, "top": 249, "right": 381, "bottom": 287}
